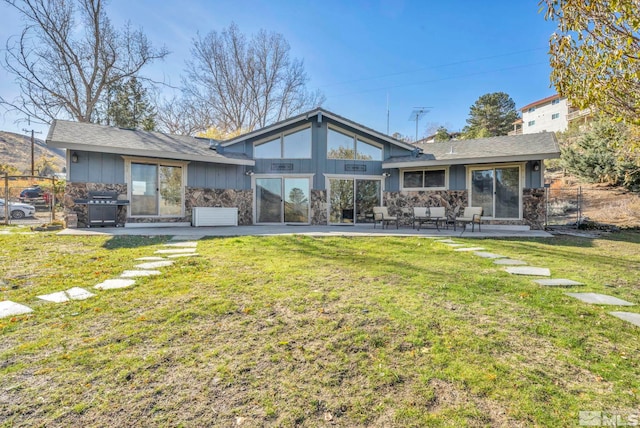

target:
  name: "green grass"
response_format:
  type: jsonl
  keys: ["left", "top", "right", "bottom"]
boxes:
{"left": 1, "top": 228, "right": 639, "bottom": 426}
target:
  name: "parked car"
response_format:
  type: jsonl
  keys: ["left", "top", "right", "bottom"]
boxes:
{"left": 0, "top": 198, "right": 36, "bottom": 219}
{"left": 19, "top": 186, "right": 52, "bottom": 204}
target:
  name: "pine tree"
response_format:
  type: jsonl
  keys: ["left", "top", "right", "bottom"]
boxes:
{"left": 103, "top": 77, "right": 156, "bottom": 131}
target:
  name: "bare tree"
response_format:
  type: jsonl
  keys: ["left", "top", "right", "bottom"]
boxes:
{"left": 155, "top": 95, "right": 212, "bottom": 136}
{"left": 1, "top": 0, "right": 169, "bottom": 124}
{"left": 183, "top": 23, "right": 324, "bottom": 133}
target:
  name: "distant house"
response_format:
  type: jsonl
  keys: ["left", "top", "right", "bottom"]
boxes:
{"left": 511, "top": 95, "right": 594, "bottom": 135}
{"left": 46, "top": 108, "right": 559, "bottom": 229}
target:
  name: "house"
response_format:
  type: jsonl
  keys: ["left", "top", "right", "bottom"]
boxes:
{"left": 46, "top": 107, "right": 560, "bottom": 229}
{"left": 517, "top": 94, "right": 594, "bottom": 135}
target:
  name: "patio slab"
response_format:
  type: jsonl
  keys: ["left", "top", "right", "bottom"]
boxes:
{"left": 566, "top": 292, "right": 635, "bottom": 306}
{"left": 505, "top": 266, "right": 551, "bottom": 276}
{"left": 493, "top": 259, "right": 527, "bottom": 265}
{"left": 0, "top": 300, "right": 33, "bottom": 318}
{"left": 609, "top": 312, "right": 640, "bottom": 327}
{"left": 134, "top": 260, "right": 174, "bottom": 269}
{"left": 534, "top": 279, "right": 583, "bottom": 287}
{"left": 95, "top": 278, "right": 136, "bottom": 290}
{"left": 120, "top": 270, "right": 162, "bottom": 278}
{"left": 474, "top": 252, "right": 508, "bottom": 259}
{"left": 155, "top": 248, "right": 197, "bottom": 254}
{"left": 171, "top": 235, "right": 204, "bottom": 241}
{"left": 453, "top": 247, "right": 485, "bottom": 252}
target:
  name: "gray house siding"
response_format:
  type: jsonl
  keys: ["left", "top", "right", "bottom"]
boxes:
{"left": 69, "top": 151, "right": 125, "bottom": 184}
{"left": 449, "top": 165, "right": 467, "bottom": 190}
{"left": 188, "top": 161, "right": 248, "bottom": 190}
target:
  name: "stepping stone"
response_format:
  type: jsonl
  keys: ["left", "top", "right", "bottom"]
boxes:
{"left": 505, "top": 266, "right": 551, "bottom": 276}
{"left": 163, "top": 241, "right": 198, "bottom": 248}
{"left": 65, "top": 287, "right": 95, "bottom": 300}
{"left": 0, "top": 300, "right": 33, "bottom": 318}
{"left": 155, "top": 248, "right": 197, "bottom": 254}
{"left": 566, "top": 292, "right": 634, "bottom": 306}
{"left": 135, "top": 256, "right": 166, "bottom": 261}
{"left": 134, "top": 260, "right": 174, "bottom": 269}
{"left": 168, "top": 253, "right": 200, "bottom": 258}
{"left": 444, "top": 243, "right": 466, "bottom": 247}
{"left": 474, "top": 252, "right": 507, "bottom": 259}
{"left": 95, "top": 279, "right": 136, "bottom": 290}
{"left": 493, "top": 259, "right": 527, "bottom": 265}
{"left": 534, "top": 279, "right": 583, "bottom": 287}
{"left": 171, "top": 235, "right": 204, "bottom": 241}
{"left": 37, "top": 291, "right": 70, "bottom": 303}
{"left": 609, "top": 312, "right": 640, "bottom": 327}
{"left": 436, "top": 239, "right": 456, "bottom": 243}
{"left": 120, "top": 270, "right": 162, "bottom": 278}
{"left": 454, "top": 247, "right": 485, "bottom": 252}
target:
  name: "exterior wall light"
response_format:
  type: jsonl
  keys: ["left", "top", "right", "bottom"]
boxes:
{"left": 382, "top": 172, "right": 391, "bottom": 178}
{"left": 245, "top": 170, "right": 255, "bottom": 176}
{"left": 71, "top": 152, "right": 79, "bottom": 163}
{"left": 532, "top": 161, "right": 540, "bottom": 172}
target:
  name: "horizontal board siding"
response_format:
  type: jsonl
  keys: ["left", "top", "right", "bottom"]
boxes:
{"left": 188, "top": 162, "right": 248, "bottom": 190}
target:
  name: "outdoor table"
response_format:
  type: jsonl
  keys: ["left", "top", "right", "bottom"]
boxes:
{"left": 415, "top": 216, "right": 443, "bottom": 231}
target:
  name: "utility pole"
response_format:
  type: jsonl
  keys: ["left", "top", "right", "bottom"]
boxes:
{"left": 22, "top": 117, "right": 42, "bottom": 177}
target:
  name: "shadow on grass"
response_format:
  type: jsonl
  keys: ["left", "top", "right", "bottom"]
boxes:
{"left": 102, "top": 235, "right": 168, "bottom": 250}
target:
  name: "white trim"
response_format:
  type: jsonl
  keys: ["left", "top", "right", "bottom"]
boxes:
{"left": 382, "top": 153, "right": 560, "bottom": 169}
{"left": 466, "top": 162, "right": 525, "bottom": 220}
{"left": 123, "top": 157, "right": 189, "bottom": 219}
{"left": 253, "top": 123, "right": 312, "bottom": 159}
{"left": 400, "top": 166, "right": 449, "bottom": 191}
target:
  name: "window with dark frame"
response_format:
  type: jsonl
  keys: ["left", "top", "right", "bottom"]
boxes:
{"left": 402, "top": 169, "right": 446, "bottom": 189}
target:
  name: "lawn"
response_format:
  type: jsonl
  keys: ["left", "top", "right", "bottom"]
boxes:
{"left": 1, "top": 229, "right": 639, "bottom": 427}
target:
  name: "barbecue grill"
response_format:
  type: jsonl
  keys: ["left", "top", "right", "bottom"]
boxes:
{"left": 74, "top": 191, "right": 129, "bottom": 227}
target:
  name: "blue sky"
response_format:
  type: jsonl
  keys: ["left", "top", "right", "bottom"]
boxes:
{"left": 0, "top": 0, "right": 557, "bottom": 139}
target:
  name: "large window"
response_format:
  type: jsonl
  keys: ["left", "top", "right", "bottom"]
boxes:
{"left": 254, "top": 127, "right": 311, "bottom": 159}
{"left": 401, "top": 169, "right": 447, "bottom": 190}
{"left": 327, "top": 128, "right": 382, "bottom": 161}
{"left": 130, "top": 161, "right": 184, "bottom": 216}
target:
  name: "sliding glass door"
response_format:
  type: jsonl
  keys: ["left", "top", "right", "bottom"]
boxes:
{"left": 131, "top": 162, "right": 183, "bottom": 216}
{"left": 470, "top": 166, "right": 521, "bottom": 219}
{"left": 255, "top": 177, "right": 310, "bottom": 224}
{"left": 329, "top": 178, "right": 381, "bottom": 224}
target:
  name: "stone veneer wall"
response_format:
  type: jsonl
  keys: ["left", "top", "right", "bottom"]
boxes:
{"left": 310, "top": 190, "right": 327, "bottom": 225}
{"left": 522, "top": 188, "right": 545, "bottom": 230}
{"left": 384, "top": 190, "right": 469, "bottom": 226}
{"left": 65, "top": 182, "right": 128, "bottom": 227}
{"left": 185, "top": 188, "right": 253, "bottom": 225}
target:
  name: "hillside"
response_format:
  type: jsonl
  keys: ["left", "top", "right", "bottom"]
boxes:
{"left": 0, "top": 130, "right": 65, "bottom": 175}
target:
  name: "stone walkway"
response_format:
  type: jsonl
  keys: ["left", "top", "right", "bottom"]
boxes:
{"left": 0, "top": 238, "right": 201, "bottom": 318}
{"left": 435, "top": 238, "right": 639, "bottom": 329}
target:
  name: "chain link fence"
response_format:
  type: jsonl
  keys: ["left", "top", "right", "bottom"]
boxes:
{"left": 546, "top": 186, "right": 640, "bottom": 228}
{"left": 2, "top": 174, "right": 61, "bottom": 226}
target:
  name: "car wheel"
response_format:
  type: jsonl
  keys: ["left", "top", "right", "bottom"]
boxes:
{"left": 11, "top": 210, "right": 26, "bottom": 219}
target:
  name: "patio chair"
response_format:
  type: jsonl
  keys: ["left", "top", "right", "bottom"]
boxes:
{"left": 373, "top": 206, "right": 398, "bottom": 229}
{"left": 454, "top": 207, "right": 483, "bottom": 232}
{"left": 413, "top": 206, "right": 446, "bottom": 231}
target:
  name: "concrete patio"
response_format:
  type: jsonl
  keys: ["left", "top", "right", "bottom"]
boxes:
{"left": 57, "top": 224, "right": 553, "bottom": 238}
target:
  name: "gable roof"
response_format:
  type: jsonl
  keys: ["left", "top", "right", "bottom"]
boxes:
{"left": 46, "top": 120, "right": 254, "bottom": 166}
{"left": 383, "top": 132, "right": 560, "bottom": 168}
{"left": 221, "top": 107, "right": 417, "bottom": 151}
{"left": 520, "top": 94, "right": 562, "bottom": 112}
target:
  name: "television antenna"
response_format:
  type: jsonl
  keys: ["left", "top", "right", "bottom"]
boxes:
{"left": 408, "top": 107, "right": 431, "bottom": 142}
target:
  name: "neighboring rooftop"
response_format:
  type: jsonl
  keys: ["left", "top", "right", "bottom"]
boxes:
{"left": 520, "top": 94, "right": 562, "bottom": 112}
{"left": 46, "top": 120, "right": 254, "bottom": 166}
